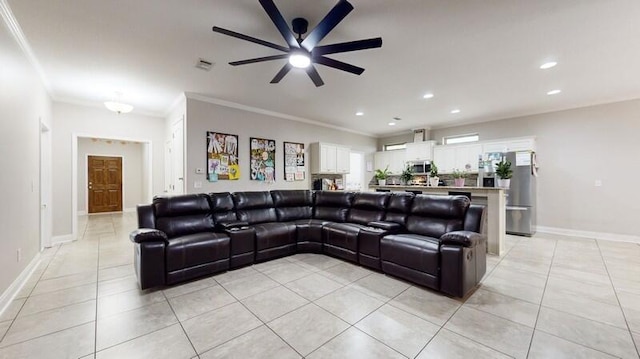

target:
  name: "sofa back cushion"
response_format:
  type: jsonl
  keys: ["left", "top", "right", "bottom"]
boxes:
{"left": 209, "top": 192, "right": 238, "bottom": 223}
{"left": 383, "top": 193, "right": 415, "bottom": 226}
{"left": 233, "top": 191, "right": 277, "bottom": 224}
{"left": 347, "top": 192, "right": 389, "bottom": 225}
{"left": 406, "top": 195, "right": 469, "bottom": 238}
{"left": 271, "top": 190, "right": 313, "bottom": 222}
{"left": 153, "top": 194, "right": 214, "bottom": 238}
{"left": 313, "top": 191, "right": 354, "bottom": 222}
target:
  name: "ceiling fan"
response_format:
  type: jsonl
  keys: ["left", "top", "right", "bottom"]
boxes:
{"left": 212, "top": 0, "right": 382, "bottom": 87}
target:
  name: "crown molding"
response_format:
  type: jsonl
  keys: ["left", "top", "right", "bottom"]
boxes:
{"left": 0, "top": 0, "right": 52, "bottom": 94}
{"left": 184, "top": 92, "right": 376, "bottom": 138}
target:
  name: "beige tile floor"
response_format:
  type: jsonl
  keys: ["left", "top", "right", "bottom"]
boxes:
{"left": 0, "top": 213, "right": 639, "bottom": 358}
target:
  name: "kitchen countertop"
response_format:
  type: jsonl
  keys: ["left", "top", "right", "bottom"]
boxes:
{"left": 369, "top": 185, "right": 505, "bottom": 191}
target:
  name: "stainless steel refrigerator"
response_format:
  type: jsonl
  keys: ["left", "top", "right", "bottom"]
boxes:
{"left": 505, "top": 151, "right": 537, "bottom": 236}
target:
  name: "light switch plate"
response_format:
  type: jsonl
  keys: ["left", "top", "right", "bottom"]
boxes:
{"left": 195, "top": 168, "right": 205, "bottom": 174}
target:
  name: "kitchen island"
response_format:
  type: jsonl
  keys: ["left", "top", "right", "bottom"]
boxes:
{"left": 369, "top": 185, "right": 507, "bottom": 255}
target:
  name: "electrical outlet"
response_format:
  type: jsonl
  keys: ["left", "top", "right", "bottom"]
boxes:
{"left": 194, "top": 181, "right": 202, "bottom": 189}
{"left": 594, "top": 180, "right": 602, "bottom": 187}
{"left": 17, "top": 248, "right": 21, "bottom": 262}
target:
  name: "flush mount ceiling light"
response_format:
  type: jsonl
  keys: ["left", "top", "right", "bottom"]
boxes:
{"left": 450, "top": 109, "right": 461, "bottom": 114}
{"left": 104, "top": 101, "right": 133, "bottom": 114}
{"left": 288, "top": 52, "right": 311, "bottom": 68}
{"left": 547, "top": 89, "right": 562, "bottom": 95}
{"left": 423, "top": 93, "right": 434, "bottom": 99}
{"left": 540, "top": 61, "right": 557, "bottom": 69}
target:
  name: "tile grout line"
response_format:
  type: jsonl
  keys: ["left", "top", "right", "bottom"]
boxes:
{"left": 595, "top": 240, "right": 640, "bottom": 358}
{"left": 162, "top": 288, "right": 200, "bottom": 357}
{"left": 524, "top": 236, "right": 558, "bottom": 358}
{"left": 91, "top": 214, "right": 108, "bottom": 358}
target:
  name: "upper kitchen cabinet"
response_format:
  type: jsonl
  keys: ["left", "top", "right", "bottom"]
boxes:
{"left": 374, "top": 150, "right": 406, "bottom": 175}
{"left": 310, "top": 142, "right": 351, "bottom": 174}
{"left": 405, "top": 141, "right": 436, "bottom": 162}
{"left": 483, "top": 137, "right": 536, "bottom": 153}
{"left": 433, "top": 143, "right": 483, "bottom": 173}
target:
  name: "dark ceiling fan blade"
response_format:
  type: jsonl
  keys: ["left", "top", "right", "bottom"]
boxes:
{"left": 314, "top": 56, "right": 364, "bottom": 75}
{"left": 213, "top": 26, "right": 289, "bottom": 52}
{"left": 306, "top": 65, "right": 325, "bottom": 87}
{"left": 301, "top": 0, "right": 354, "bottom": 51}
{"left": 270, "top": 63, "right": 292, "bottom": 83}
{"left": 229, "top": 54, "right": 289, "bottom": 66}
{"left": 313, "top": 37, "right": 382, "bottom": 56}
{"left": 259, "top": 0, "right": 300, "bottom": 49}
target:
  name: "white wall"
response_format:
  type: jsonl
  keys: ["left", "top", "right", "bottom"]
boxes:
{"left": 185, "top": 97, "right": 378, "bottom": 193}
{"left": 0, "top": 19, "right": 51, "bottom": 294}
{"left": 52, "top": 102, "right": 165, "bottom": 237}
{"left": 379, "top": 99, "right": 640, "bottom": 238}
{"left": 77, "top": 138, "right": 144, "bottom": 213}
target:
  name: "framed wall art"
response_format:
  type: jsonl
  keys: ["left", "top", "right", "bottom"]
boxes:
{"left": 284, "top": 141, "right": 305, "bottom": 181}
{"left": 206, "top": 131, "right": 239, "bottom": 181}
{"left": 250, "top": 137, "right": 276, "bottom": 182}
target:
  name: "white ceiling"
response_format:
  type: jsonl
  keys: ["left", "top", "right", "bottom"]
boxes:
{"left": 7, "top": 0, "right": 640, "bottom": 137}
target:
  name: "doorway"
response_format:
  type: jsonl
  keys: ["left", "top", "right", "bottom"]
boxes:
{"left": 87, "top": 155, "right": 123, "bottom": 213}
{"left": 40, "top": 121, "right": 52, "bottom": 248}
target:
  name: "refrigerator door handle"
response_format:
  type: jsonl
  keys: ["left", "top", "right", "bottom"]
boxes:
{"left": 506, "top": 206, "right": 529, "bottom": 211}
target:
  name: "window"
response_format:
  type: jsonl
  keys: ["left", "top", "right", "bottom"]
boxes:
{"left": 443, "top": 134, "right": 479, "bottom": 145}
{"left": 384, "top": 143, "right": 407, "bottom": 151}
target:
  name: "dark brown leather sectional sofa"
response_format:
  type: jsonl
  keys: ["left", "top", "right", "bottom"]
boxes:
{"left": 130, "top": 190, "right": 487, "bottom": 297}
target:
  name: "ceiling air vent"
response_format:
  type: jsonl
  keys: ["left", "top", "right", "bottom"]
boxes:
{"left": 196, "top": 58, "right": 214, "bottom": 71}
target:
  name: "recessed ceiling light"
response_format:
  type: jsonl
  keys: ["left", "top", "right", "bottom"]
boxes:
{"left": 423, "top": 93, "right": 434, "bottom": 99}
{"left": 388, "top": 122, "right": 396, "bottom": 126}
{"left": 547, "top": 89, "right": 562, "bottom": 95}
{"left": 540, "top": 61, "right": 557, "bottom": 70}
{"left": 355, "top": 112, "right": 364, "bottom": 116}
{"left": 450, "top": 109, "right": 461, "bottom": 114}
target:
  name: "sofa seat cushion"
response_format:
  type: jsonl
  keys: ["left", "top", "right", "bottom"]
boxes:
{"left": 380, "top": 234, "right": 440, "bottom": 276}
{"left": 253, "top": 222, "right": 297, "bottom": 250}
{"left": 323, "top": 222, "right": 367, "bottom": 251}
{"left": 166, "top": 232, "right": 230, "bottom": 272}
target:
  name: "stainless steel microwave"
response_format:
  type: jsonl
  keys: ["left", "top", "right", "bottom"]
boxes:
{"left": 409, "top": 161, "right": 431, "bottom": 174}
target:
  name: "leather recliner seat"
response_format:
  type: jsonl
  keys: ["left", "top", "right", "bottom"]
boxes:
{"left": 130, "top": 190, "right": 487, "bottom": 298}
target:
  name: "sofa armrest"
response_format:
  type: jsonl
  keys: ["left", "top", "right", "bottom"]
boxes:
{"left": 440, "top": 231, "right": 484, "bottom": 248}
{"left": 215, "top": 221, "right": 249, "bottom": 231}
{"left": 367, "top": 221, "right": 402, "bottom": 233}
{"left": 129, "top": 228, "right": 168, "bottom": 244}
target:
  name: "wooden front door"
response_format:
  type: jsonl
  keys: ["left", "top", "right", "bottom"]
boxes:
{"left": 88, "top": 156, "right": 122, "bottom": 213}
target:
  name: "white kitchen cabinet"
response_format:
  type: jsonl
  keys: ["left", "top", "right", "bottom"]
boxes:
{"left": 374, "top": 150, "right": 405, "bottom": 175}
{"left": 483, "top": 137, "right": 536, "bottom": 154}
{"left": 336, "top": 146, "right": 350, "bottom": 173}
{"left": 311, "top": 142, "right": 350, "bottom": 174}
{"left": 405, "top": 141, "right": 436, "bottom": 161}
{"left": 433, "top": 144, "right": 482, "bottom": 173}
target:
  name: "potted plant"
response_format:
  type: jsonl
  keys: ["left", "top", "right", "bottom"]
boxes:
{"left": 375, "top": 166, "right": 391, "bottom": 186}
{"left": 400, "top": 165, "right": 414, "bottom": 185}
{"left": 428, "top": 162, "right": 439, "bottom": 187}
{"left": 495, "top": 159, "right": 513, "bottom": 188}
{"left": 451, "top": 169, "right": 467, "bottom": 187}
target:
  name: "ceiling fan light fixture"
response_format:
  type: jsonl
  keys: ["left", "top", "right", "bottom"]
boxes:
{"left": 104, "top": 101, "right": 133, "bottom": 114}
{"left": 289, "top": 53, "right": 311, "bottom": 68}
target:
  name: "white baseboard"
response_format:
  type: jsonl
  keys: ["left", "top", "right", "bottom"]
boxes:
{"left": 77, "top": 210, "right": 87, "bottom": 216}
{"left": 124, "top": 207, "right": 136, "bottom": 213}
{"left": 51, "top": 234, "right": 75, "bottom": 245}
{"left": 535, "top": 226, "right": 640, "bottom": 244}
{"left": 0, "top": 252, "right": 41, "bottom": 320}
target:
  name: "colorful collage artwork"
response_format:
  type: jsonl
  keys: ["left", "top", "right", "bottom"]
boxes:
{"left": 284, "top": 142, "right": 305, "bottom": 181}
{"left": 250, "top": 137, "right": 276, "bottom": 182}
{"left": 206, "top": 132, "right": 239, "bottom": 181}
